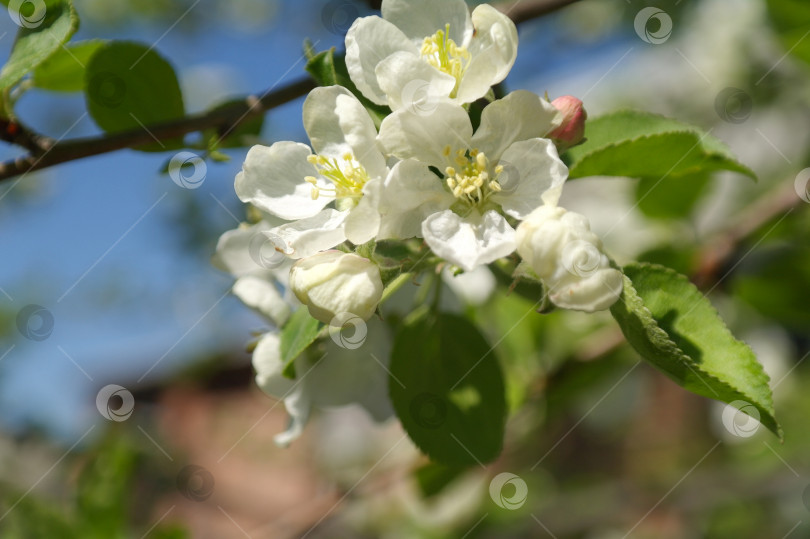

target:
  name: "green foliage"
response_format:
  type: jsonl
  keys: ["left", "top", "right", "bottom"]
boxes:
{"left": 75, "top": 431, "right": 138, "bottom": 538}
{"left": 0, "top": 430, "right": 186, "bottom": 538}
{"left": 0, "top": 0, "right": 78, "bottom": 92}
{"left": 389, "top": 313, "right": 506, "bottom": 466}
{"left": 32, "top": 40, "right": 105, "bottom": 92}
{"left": 413, "top": 462, "right": 466, "bottom": 498}
{"left": 732, "top": 244, "right": 810, "bottom": 330}
{"left": 84, "top": 41, "right": 185, "bottom": 150}
{"left": 565, "top": 110, "right": 755, "bottom": 183}
{"left": 610, "top": 263, "right": 780, "bottom": 437}
{"left": 280, "top": 308, "right": 324, "bottom": 378}
{"left": 634, "top": 171, "right": 712, "bottom": 220}
{"left": 766, "top": 0, "right": 810, "bottom": 66}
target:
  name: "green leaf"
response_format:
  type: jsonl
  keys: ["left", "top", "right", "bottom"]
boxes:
{"left": 31, "top": 39, "right": 105, "bottom": 92}
{"left": 84, "top": 41, "right": 185, "bottom": 151}
{"left": 305, "top": 47, "right": 390, "bottom": 126}
{"left": 280, "top": 308, "right": 324, "bottom": 378}
{"left": 0, "top": 0, "right": 78, "bottom": 92}
{"left": 565, "top": 110, "right": 755, "bottom": 181}
{"left": 414, "top": 462, "right": 467, "bottom": 498}
{"left": 610, "top": 263, "right": 780, "bottom": 438}
{"left": 732, "top": 244, "right": 810, "bottom": 330}
{"left": 766, "top": 0, "right": 810, "bottom": 66}
{"left": 389, "top": 313, "right": 506, "bottom": 465}
{"left": 635, "top": 171, "right": 712, "bottom": 219}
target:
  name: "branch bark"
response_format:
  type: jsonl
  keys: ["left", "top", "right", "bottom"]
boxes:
{"left": 0, "top": 77, "right": 316, "bottom": 182}
{"left": 0, "top": 0, "right": 582, "bottom": 183}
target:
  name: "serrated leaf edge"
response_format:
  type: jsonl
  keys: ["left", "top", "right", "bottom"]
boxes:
{"left": 617, "top": 262, "right": 781, "bottom": 438}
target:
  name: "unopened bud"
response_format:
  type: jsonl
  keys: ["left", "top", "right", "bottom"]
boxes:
{"left": 289, "top": 251, "right": 383, "bottom": 324}
{"left": 549, "top": 96, "right": 587, "bottom": 151}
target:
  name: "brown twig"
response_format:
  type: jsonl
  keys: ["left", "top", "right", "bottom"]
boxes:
{"left": 0, "top": 77, "right": 316, "bottom": 182}
{"left": 499, "top": 0, "right": 582, "bottom": 25}
{"left": 0, "top": 0, "right": 582, "bottom": 183}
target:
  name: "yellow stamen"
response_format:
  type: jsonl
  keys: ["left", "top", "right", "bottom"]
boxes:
{"left": 420, "top": 24, "right": 471, "bottom": 98}
{"left": 306, "top": 152, "right": 370, "bottom": 202}
{"left": 442, "top": 149, "right": 505, "bottom": 208}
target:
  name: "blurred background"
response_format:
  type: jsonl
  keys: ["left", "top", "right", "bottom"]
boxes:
{"left": 1, "top": 0, "right": 809, "bottom": 537}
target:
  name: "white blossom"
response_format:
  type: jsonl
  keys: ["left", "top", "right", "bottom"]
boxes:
{"left": 214, "top": 226, "right": 389, "bottom": 446}
{"left": 212, "top": 220, "right": 293, "bottom": 327}
{"left": 234, "top": 86, "right": 388, "bottom": 258}
{"left": 516, "top": 205, "right": 623, "bottom": 312}
{"left": 345, "top": 0, "right": 518, "bottom": 110}
{"left": 252, "top": 330, "right": 393, "bottom": 447}
{"left": 376, "top": 90, "right": 565, "bottom": 271}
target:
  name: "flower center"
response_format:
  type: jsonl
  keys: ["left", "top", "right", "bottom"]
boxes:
{"left": 420, "top": 24, "right": 471, "bottom": 98}
{"left": 305, "top": 153, "right": 369, "bottom": 206}
{"left": 443, "top": 146, "right": 503, "bottom": 209}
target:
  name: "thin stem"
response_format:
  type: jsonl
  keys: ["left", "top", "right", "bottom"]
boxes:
{"left": 380, "top": 272, "right": 412, "bottom": 305}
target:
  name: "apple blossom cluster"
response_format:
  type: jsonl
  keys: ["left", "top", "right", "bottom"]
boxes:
{"left": 214, "top": 0, "right": 622, "bottom": 445}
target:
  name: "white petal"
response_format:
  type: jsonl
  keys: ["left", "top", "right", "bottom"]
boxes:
{"left": 548, "top": 268, "right": 624, "bottom": 312}
{"left": 375, "top": 51, "right": 456, "bottom": 112}
{"left": 211, "top": 221, "right": 271, "bottom": 277}
{"left": 442, "top": 265, "right": 496, "bottom": 306}
{"left": 455, "top": 5, "right": 518, "bottom": 103}
{"left": 345, "top": 16, "right": 417, "bottom": 105}
{"left": 252, "top": 333, "right": 314, "bottom": 447}
{"left": 378, "top": 104, "right": 472, "bottom": 168}
{"left": 422, "top": 209, "right": 516, "bottom": 271}
{"left": 382, "top": 0, "right": 471, "bottom": 44}
{"left": 303, "top": 86, "right": 388, "bottom": 180}
{"left": 274, "top": 389, "right": 312, "bottom": 447}
{"left": 472, "top": 91, "right": 561, "bottom": 161}
{"left": 270, "top": 209, "right": 348, "bottom": 259}
{"left": 379, "top": 159, "right": 455, "bottom": 239}
{"left": 252, "top": 333, "right": 295, "bottom": 397}
{"left": 232, "top": 275, "right": 291, "bottom": 327}
{"left": 344, "top": 178, "right": 382, "bottom": 245}
{"left": 493, "top": 138, "right": 569, "bottom": 218}
{"left": 235, "top": 142, "right": 330, "bottom": 220}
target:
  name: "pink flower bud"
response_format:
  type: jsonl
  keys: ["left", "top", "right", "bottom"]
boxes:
{"left": 549, "top": 96, "right": 587, "bottom": 151}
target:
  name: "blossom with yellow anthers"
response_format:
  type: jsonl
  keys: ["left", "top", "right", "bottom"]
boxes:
{"left": 420, "top": 24, "right": 471, "bottom": 97}
{"left": 305, "top": 153, "right": 370, "bottom": 202}
{"left": 442, "top": 146, "right": 503, "bottom": 207}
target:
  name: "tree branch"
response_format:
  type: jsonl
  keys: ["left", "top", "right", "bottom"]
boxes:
{"left": 499, "top": 0, "right": 582, "bottom": 25}
{"left": 0, "top": 0, "right": 581, "bottom": 183}
{"left": 0, "top": 77, "right": 316, "bottom": 182}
